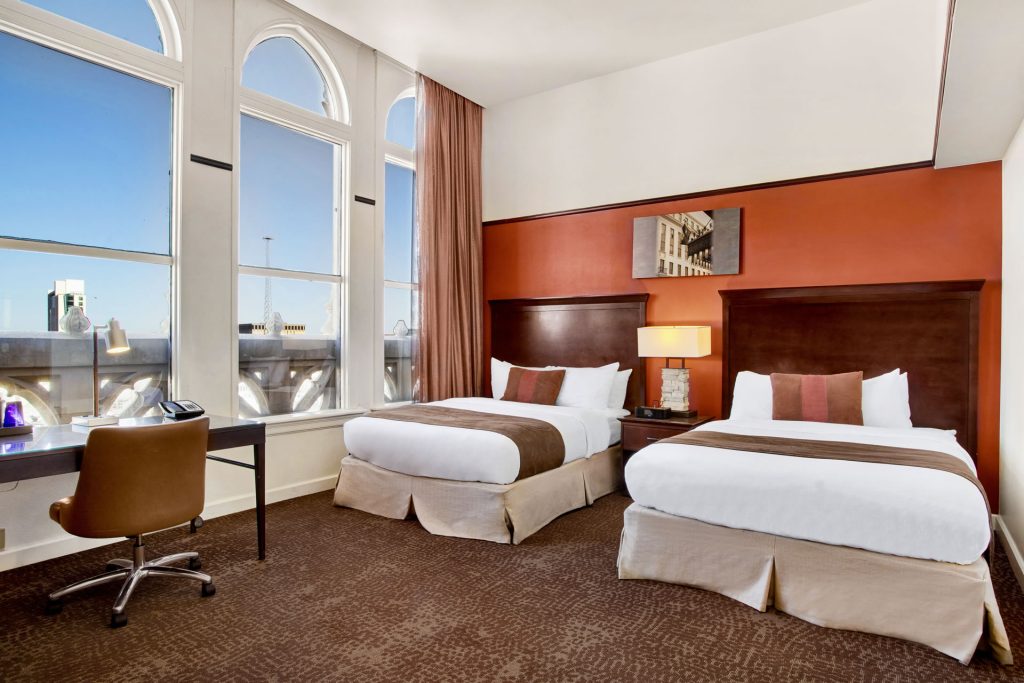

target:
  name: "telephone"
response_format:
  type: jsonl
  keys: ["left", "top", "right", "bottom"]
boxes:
{"left": 159, "top": 400, "right": 206, "bottom": 420}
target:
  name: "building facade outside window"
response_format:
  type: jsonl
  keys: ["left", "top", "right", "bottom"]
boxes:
{"left": 0, "top": 6, "right": 177, "bottom": 426}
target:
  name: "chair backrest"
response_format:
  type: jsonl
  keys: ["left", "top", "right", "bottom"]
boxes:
{"left": 62, "top": 418, "right": 210, "bottom": 538}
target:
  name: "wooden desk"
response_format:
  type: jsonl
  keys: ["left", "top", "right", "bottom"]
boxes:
{"left": 0, "top": 415, "right": 268, "bottom": 560}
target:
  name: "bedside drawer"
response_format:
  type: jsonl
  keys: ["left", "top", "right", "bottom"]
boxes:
{"left": 622, "top": 423, "right": 691, "bottom": 452}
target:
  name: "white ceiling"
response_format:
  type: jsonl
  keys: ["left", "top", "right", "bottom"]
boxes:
{"left": 935, "top": 0, "right": 1024, "bottom": 168}
{"left": 287, "top": 0, "right": 873, "bottom": 107}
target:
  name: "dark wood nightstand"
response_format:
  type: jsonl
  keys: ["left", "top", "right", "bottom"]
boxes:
{"left": 619, "top": 414, "right": 715, "bottom": 456}
{"left": 619, "top": 414, "right": 714, "bottom": 496}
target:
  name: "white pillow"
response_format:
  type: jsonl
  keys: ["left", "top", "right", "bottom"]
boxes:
{"left": 729, "top": 371, "right": 772, "bottom": 420}
{"left": 544, "top": 362, "right": 620, "bottom": 409}
{"left": 607, "top": 369, "right": 632, "bottom": 410}
{"left": 862, "top": 369, "right": 913, "bottom": 429}
{"left": 490, "top": 358, "right": 513, "bottom": 398}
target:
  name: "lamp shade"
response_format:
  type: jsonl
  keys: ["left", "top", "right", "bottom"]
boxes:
{"left": 637, "top": 325, "right": 711, "bottom": 359}
{"left": 104, "top": 318, "right": 130, "bottom": 354}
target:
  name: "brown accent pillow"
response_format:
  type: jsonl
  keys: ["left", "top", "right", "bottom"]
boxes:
{"left": 770, "top": 371, "right": 864, "bottom": 425}
{"left": 501, "top": 368, "right": 565, "bottom": 405}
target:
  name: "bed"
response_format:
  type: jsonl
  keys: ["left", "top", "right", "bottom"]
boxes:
{"left": 334, "top": 294, "right": 648, "bottom": 544}
{"left": 616, "top": 280, "right": 1012, "bottom": 665}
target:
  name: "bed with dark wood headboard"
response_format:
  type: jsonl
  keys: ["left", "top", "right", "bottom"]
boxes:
{"left": 489, "top": 294, "right": 648, "bottom": 411}
{"left": 720, "top": 280, "right": 982, "bottom": 455}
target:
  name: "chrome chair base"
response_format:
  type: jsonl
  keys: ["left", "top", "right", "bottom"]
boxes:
{"left": 46, "top": 535, "right": 215, "bottom": 627}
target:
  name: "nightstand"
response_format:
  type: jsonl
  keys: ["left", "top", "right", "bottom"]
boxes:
{"left": 619, "top": 414, "right": 714, "bottom": 497}
{"left": 619, "top": 414, "right": 715, "bottom": 457}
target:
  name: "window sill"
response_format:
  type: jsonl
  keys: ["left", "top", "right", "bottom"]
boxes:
{"left": 256, "top": 408, "right": 366, "bottom": 437}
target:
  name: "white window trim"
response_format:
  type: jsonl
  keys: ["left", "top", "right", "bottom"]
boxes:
{"left": 240, "top": 22, "right": 350, "bottom": 125}
{"left": 0, "top": 0, "right": 183, "bottom": 68}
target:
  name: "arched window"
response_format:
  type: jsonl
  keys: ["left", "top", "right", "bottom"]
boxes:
{"left": 242, "top": 37, "right": 329, "bottom": 116}
{"left": 383, "top": 94, "right": 417, "bottom": 403}
{"left": 237, "top": 29, "right": 347, "bottom": 418}
{"left": 386, "top": 96, "right": 416, "bottom": 149}
{"left": 21, "top": 0, "right": 178, "bottom": 57}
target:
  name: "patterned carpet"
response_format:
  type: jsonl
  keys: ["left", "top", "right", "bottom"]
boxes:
{"left": 2, "top": 490, "right": 1024, "bottom": 682}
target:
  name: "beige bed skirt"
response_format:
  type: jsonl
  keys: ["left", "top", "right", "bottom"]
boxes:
{"left": 334, "top": 445, "right": 623, "bottom": 544}
{"left": 617, "top": 503, "right": 1012, "bottom": 665}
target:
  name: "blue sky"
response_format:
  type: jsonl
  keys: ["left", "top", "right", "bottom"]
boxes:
{"left": 23, "top": 0, "right": 163, "bottom": 53}
{"left": 0, "top": 10, "right": 416, "bottom": 338}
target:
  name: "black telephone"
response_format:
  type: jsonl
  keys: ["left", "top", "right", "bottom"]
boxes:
{"left": 159, "top": 400, "right": 205, "bottom": 420}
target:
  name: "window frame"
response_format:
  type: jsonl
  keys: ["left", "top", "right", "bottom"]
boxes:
{"left": 0, "top": 6, "right": 184, "bottom": 417}
{"left": 235, "top": 28, "right": 352, "bottom": 421}
{"left": 380, "top": 91, "right": 417, "bottom": 406}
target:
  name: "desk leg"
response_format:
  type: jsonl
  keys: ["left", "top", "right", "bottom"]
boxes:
{"left": 255, "top": 442, "right": 266, "bottom": 560}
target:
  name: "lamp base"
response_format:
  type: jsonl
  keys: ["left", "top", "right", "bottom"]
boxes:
{"left": 673, "top": 409, "right": 699, "bottom": 418}
{"left": 71, "top": 415, "right": 119, "bottom": 427}
{"left": 660, "top": 367, "right": 694, "bottom": 414}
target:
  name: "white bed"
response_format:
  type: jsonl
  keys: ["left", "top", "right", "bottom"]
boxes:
{"left": 343, "top": 397, "right": 624, "bottom": 485}
{"left": 625, "top": 418, "right": 990, "bottom": 564}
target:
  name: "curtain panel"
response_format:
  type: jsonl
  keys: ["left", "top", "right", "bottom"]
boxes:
{"left": 415, "top": 75, "right": 484, "bottom": 401}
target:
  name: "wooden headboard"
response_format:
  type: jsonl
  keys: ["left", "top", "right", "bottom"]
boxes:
{"left": 720, "top": 281, "right": 982, "bottom": 455}
{"left": 489, "top": 294, "right": 648, "bottom": 411}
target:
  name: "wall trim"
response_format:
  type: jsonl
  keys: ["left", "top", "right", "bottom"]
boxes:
{"left": 0, "top": 475, "right": 337, "bottom": 571}
{"left": 482, "top": 160, "right": 935, "bottom": 227}
{"left": 994, "top": 514, "right": 1024, "bottom": 593}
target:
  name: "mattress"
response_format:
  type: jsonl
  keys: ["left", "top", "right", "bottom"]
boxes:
{"left": 343, "top": 397, "right": 625, "bottom": 485}
{"left": 625, "top": 419, "right": 991, "bottom": 564}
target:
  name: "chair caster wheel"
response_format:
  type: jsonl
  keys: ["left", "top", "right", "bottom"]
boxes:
{"left": 188, "top": 557, "right": 202, "bottom": 571}
{"left": 45, "top": 598, "right": 62, "bottom": 615}
{"left": 110, "top": 612, "right": 128, "bottom": 628}
{"left": 201, "top": 582, "right": 216, "bottom": 597}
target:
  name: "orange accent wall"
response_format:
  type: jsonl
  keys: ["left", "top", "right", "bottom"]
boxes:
{"left": 483, "top": 162, "right": 1003, "bottom": 507}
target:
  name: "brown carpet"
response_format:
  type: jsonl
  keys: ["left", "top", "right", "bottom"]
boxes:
{"left": 2, "top": 491, "right": 1024, "bottom": 682}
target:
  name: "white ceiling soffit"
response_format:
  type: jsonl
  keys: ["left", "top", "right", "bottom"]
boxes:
{"left": 935, "top": 0, "right": 1024, "bottom": 168}
{"left": 286, "top": 0, "right": 873, "bottom": 107}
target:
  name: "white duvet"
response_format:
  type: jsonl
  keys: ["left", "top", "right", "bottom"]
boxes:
{"left": 625, "top": 419, "right": 991, "bottom": 564}
{"left": 343, "top": 398, "right": 624, "bottom": 485}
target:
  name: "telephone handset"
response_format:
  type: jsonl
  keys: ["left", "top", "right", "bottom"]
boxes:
{"left": 159, "top": 400, "right": 205, "bottom": 420}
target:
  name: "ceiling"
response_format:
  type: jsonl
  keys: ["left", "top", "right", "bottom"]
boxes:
{"left": 935, "top": 0, "right": 1024, "bottom": 168}
{"left": 287, "top": 0, "right": 873, "bottom": 107}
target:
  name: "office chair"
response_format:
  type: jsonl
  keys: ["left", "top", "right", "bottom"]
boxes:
{"left": 45, "top": 417, "right": 215, "bottom": 627}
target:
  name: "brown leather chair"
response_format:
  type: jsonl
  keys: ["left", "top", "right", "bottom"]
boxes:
{"left": 46, "top": 417, "right": 215, "bottom": 627}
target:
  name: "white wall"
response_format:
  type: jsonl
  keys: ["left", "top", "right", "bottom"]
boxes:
{"left": 1000, "top": 116, "right": 1024, "bottom": 573}
{"left": 482, "top": 0, "right": 945, "bottom": 221}
{"left": 0, "top": 0, "right": 413, "bottom": 570}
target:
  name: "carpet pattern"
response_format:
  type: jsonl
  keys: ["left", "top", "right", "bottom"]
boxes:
{"left": 2, "top": 491, "right": 1024, "bottom": 682}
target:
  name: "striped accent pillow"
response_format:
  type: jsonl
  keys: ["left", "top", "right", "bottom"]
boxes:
{"left": 501, "top": 368, "right": 565, "bottom": 405}
{"left": 770, "top": 371, "right": 864, "bottom": 425}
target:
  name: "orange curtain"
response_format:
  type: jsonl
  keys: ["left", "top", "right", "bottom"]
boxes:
{"left": 415, "top": 75, "right": 484, "bottom": 401}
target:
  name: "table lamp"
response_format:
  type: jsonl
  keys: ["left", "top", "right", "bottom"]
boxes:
{"left": 72, "top": 316, "right": 130, "bottom": 427}
{"left": 637, "top": 325, "right": 711, "bottom": 417}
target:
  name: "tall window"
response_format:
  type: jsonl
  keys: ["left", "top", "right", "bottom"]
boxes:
{"left": 0, "top": 29, "right": 174, "bottom": 425}
{"left": 238, "top": 34, "right": 346, "bottom": 418}
{"left": 383, "top": 96, "right": 416, "bottom": 403}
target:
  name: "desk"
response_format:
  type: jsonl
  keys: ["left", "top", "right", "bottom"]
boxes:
{"left": 0, "top": 415, "right": 267, "bottom": 560}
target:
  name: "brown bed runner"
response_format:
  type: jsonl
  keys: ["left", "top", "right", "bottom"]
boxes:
{"left": 663, "top": 431, "right": 990, "bottom": 516}
{"left": 362, "top": 405, "right": 565, "bottom": 480}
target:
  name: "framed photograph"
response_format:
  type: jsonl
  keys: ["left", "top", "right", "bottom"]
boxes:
{"left": 632, "top": 207, "right": 741, "bottom": 278}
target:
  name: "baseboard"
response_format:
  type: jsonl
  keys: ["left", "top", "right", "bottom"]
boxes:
{"left": 994, "top": 514, "right": 1024, "bottom": 592}
{"left": 200, "top": 474, "right": 337, "bottom": 519}
{"left": 0, "top": 474, "right": 338, "bottom": 572}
